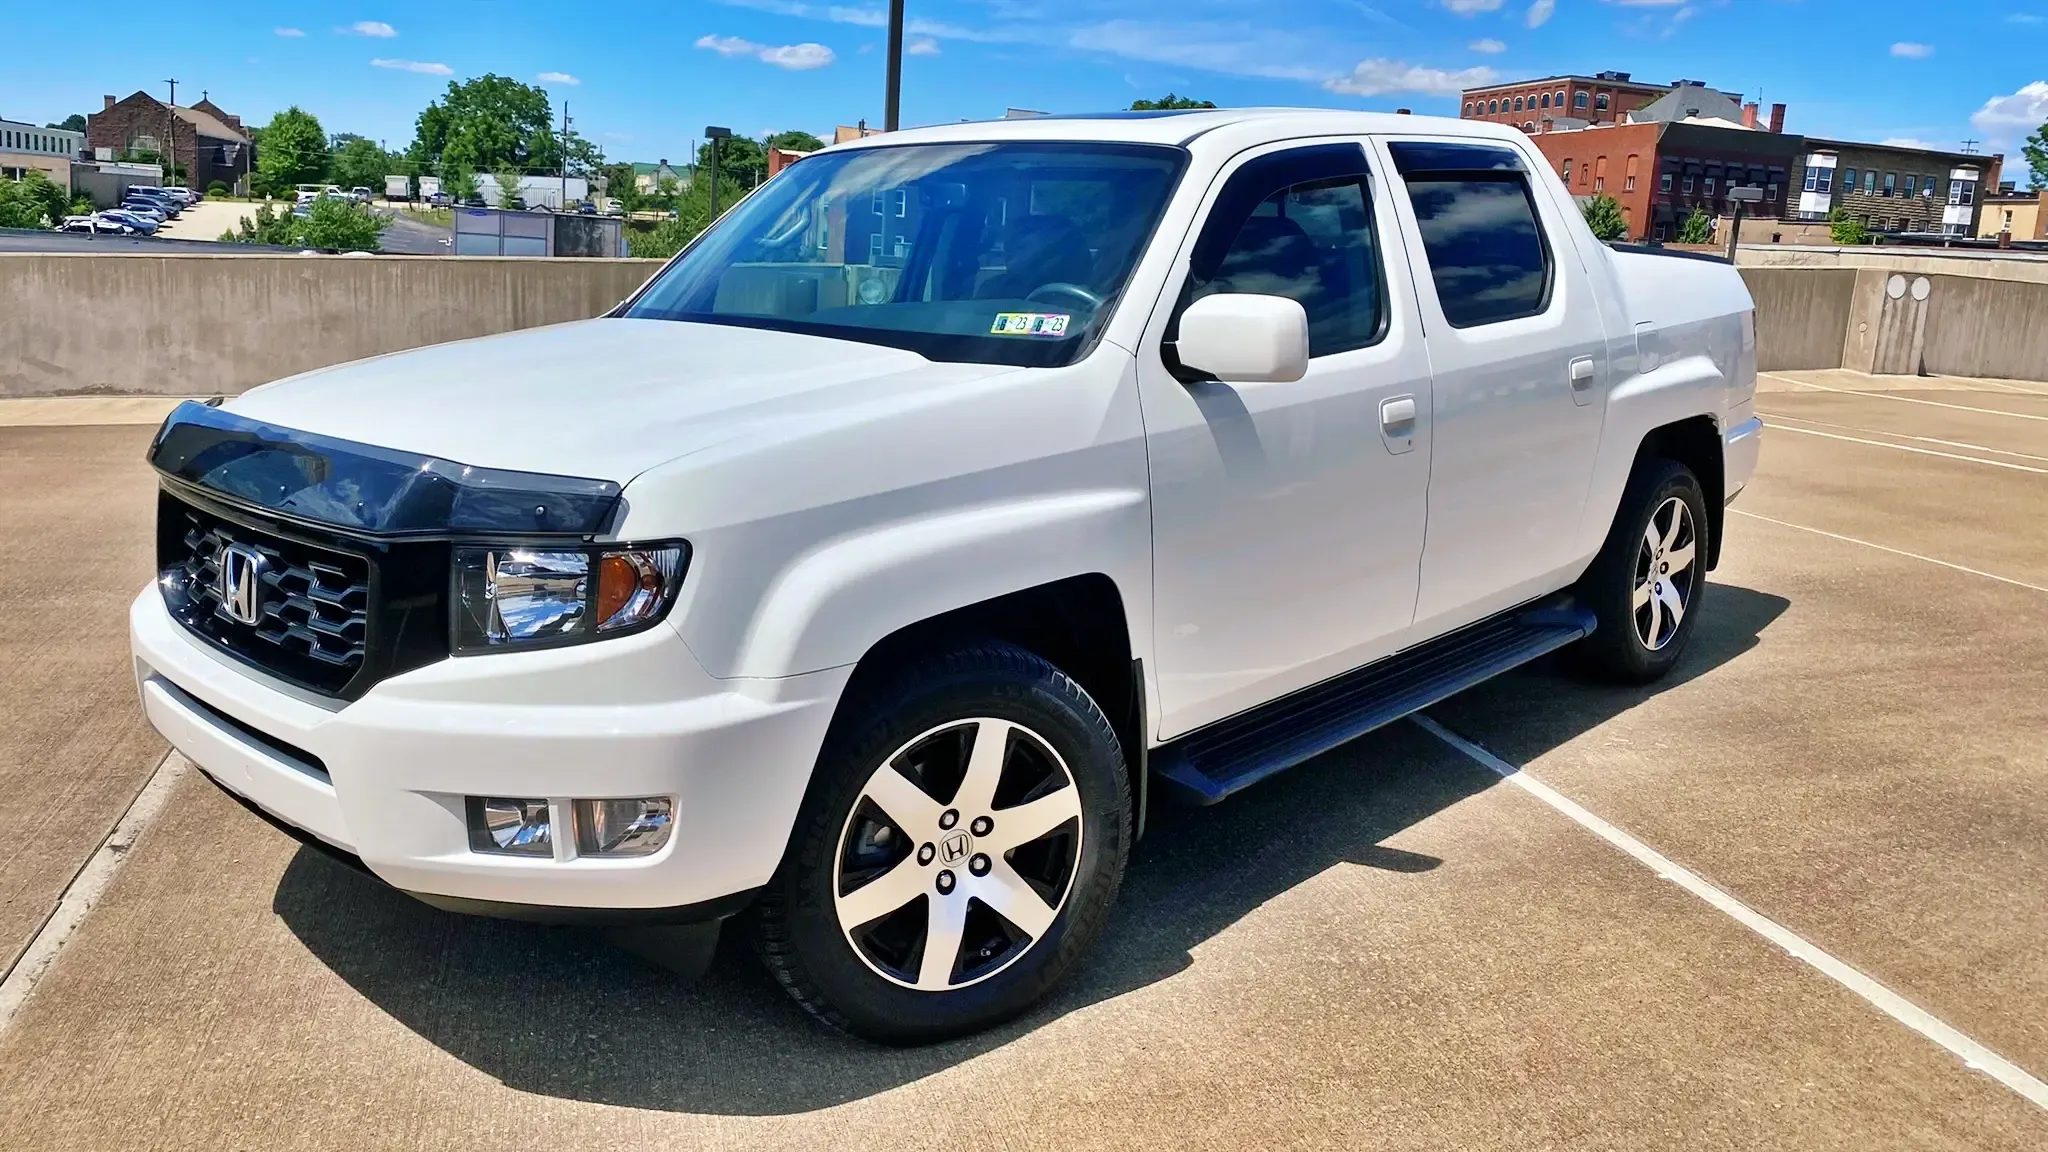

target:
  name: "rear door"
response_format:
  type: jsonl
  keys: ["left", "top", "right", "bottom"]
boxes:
{"left": 1370, "top": 137, "right": 1610, "bottom": 631}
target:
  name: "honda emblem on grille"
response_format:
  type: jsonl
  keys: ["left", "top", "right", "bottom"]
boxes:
{"left": 217, "top": 543, "right": 268, "bottom": 626}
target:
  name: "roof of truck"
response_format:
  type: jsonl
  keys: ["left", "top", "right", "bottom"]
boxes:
{"left": 823, "top": 107, "right": 1516, "bottom": 152}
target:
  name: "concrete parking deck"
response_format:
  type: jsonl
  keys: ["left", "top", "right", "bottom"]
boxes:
{"left": 0, "top": 374, "right": 2042, "bottom": 1149}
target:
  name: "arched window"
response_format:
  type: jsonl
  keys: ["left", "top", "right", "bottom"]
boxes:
{"left": 1540, "top": 93, "right": 1550, "bottom": 109}
{"left": 1573, "top": 92, "right": 1588, "bottom": 110}
{"left": 1556, "top": 90, "right": 1566, "bottom": 106}
{"left": 1463, "top": 102, "right": 1473, "bottom": 115}
{"left": 1489, "top": 100, "right": 1499, "bottom": 113}
{"left": 1595, "top": 93, "right": 1610, "bottom": 111}
{"left": 1524, "top": 122, "right": 1535, "bottom": 133}
{"left": 1513, "top": 96, "right": 1524, "bottom": 111}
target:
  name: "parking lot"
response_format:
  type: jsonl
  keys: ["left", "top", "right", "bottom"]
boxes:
{"left": 0, "top": 371, "right": 2042, "bottom": 1149}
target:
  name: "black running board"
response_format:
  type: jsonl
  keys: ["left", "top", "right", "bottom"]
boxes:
{"left": 1151, "top": 597, "right": 1596, "bottom": 805}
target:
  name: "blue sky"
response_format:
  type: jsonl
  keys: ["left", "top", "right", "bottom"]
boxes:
{"left": 3, "top": 1, "right": 2045, "bottom": 169}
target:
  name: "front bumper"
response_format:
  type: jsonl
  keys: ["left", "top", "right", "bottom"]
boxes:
{"left": 131, "top": 587, "right": 850, "bottom": 918}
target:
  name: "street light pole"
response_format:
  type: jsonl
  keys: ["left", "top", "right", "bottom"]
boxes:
{"left": 164, "top": 78, "right": 178, "bottom": 187}
{"left": 884, "top": 0, "right": 905, "bottom": 131}
{"left": 704, "top": 125, "right": 732, "bottom": 226}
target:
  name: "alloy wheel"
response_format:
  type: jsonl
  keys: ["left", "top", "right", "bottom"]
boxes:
{"left": 1633, "top": 495, "right": 1697, "bottom": 651}
{"left": 833, "top": 718, "right": 1084, "bottom": 992}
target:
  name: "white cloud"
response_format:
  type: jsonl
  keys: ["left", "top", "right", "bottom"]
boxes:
{"left": 1526, "top": 0, "right": 1556, "bottom": 25}
{"left": 1326, "top": 58, "right": 1498, "bottom": 97}
{"left": 696, "top": 34, "right": 836, "bottom": 69}
{"left": 761, "top": 42, "right": 836, "bottom": 68}
{"left": 371, "top": 58, "right": 452, "bottom": 75}
{"left": 907, "top": 35, "right": 941, "bottom": 55}
{"left": 1971, "top": 80, "right": 2048, "bottom": 138}
{"left": 1890, "top": 42, "right": 1934, "bottom": 58}
{"left": 1469, "top": 38, "right": 1507, "bottom": 53}
{"left": 1880, "top": 137, "right": 1939, "bottom": 149}
{"left": 274, "top": 27, "right": 305, "bottom": 37}
{"left": 2007, "top": 13, "right": 2045, "bottom": 23}
{"left": 537, "top": 71, "right": 581, "bottom": 85}
{"left": 1443, "top": 0, "right": 1505, "bottom": 12}
{"left": 346, "top": 20, "right": 397, "bottom": 37}
{"left": 1068, "top": 21, "right": 1330, "bottom": 81}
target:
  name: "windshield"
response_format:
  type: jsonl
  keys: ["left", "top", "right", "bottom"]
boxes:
{"left": 621, "top": 141, "right": 1187, "bottom": 368}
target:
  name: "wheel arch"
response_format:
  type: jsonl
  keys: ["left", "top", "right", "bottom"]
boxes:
{"left": 1637, "top": 415, "right": 1725, "bottom": 569}
{"left": 829, "top": 574, "right": 1147, "bottom": 838}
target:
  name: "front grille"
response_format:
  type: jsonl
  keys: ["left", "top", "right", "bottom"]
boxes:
{"left": 161, "top": 496, "right": 373, "bottom": 694}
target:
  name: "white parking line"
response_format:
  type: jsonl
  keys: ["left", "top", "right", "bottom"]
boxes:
{"left": 1760, "top": 373, "right": 2048, "bottom": 423}
{"left": 1730, "top": 509, "right": 2048, "bottom": 595}
{"left": 1756, "top": 411, "right": 2048, "bottom": 464}
{"left": 0, "top": 753, "right": 188, "bottom": 1036}
{"left": 1409, "top": 714, "right": 2048, "bottom": 1111}
{"left": 1761, "top": 423, "right": 2048, "bottom": 474}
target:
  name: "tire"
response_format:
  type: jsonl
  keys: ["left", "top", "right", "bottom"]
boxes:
{"left": 754, "top": 642, "right": 1131, "bottom": 1044}
{"left": 1572, "top": 456, "right": 1709, "bottom": 683}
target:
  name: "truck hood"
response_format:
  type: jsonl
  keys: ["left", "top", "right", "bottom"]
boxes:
{"left": 225, "top": 318, "right": 1021, "bottom": 482}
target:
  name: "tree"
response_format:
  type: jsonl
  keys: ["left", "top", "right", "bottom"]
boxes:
{"left": 1130, "top": 94, "right": 1216, "bottom": 110}
{"left": 46, "top": 114, "right": 87, "bottom": 132}
{"left": 697, "top": 135, "right": 769, "bottom": 187}
{"left": 494, "top": 170, "right": 524, "bottom": 208}
{"left": 601, "top": 162, "right": 646, "bottom": 213}
{"left": 2024, "top": 120, "right": 2048, "bottom": 191}
{"left": 1678, "top": 206, "right": 1712, "bottom": 244}
{"left": 221, "top": 198, "right": 388, "bottom": 251}
{"left": 0, "top": 171, "right": 70, "bottom": 228}
{"left": 255, "top": 106, "right": 329, "bottom": 196}
{"left": 560, "top": 127, "right": 605, "bottom": 180}
{"left": 1827, "top": 206, "right": 1869, "bottom": 246}
{"left": 766, "top": 129, "right": 826, "bottom": 154}
{"left": 330, "top": 135, "right": 397, "bottom": 193}
{"left": 407, "top": 74, "right": 558, "bottom": 180}
{"left": 1581, "top": 193, "right": 1629, "bottom": 241}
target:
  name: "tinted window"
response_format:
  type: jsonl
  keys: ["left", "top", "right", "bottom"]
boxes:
{"left": 1191, "top": 177, "right": 1384, "bottom": 357}
{"left": 1402, "top": 176, "right": 1552, "bottom": 328}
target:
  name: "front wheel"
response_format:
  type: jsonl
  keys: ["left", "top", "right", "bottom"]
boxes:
{"left": 1572, "top": 457, "right": 1708, "bottom": 683}
{"left": 754, "top": 643, "right": 1130, "bottom": 1044}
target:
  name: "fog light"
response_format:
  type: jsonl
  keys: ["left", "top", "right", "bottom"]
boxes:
{"left": 574, "top": 797, "right": 673, "bottom": 857}
{"left": 468, "top": 797, "right": 553, "bottom": 856}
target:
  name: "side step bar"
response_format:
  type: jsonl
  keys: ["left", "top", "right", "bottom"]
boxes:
{"left": 1151, "top": 597, "right": 1597, "bottom": 805}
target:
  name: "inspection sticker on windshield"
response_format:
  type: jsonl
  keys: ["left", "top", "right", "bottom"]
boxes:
{"left": 990, "top": 312, "right": 1071, "bottom": 337}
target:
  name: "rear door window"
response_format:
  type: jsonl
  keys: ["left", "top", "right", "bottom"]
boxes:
{"left": 1389, "top": 142, "right": 1553, "bottom": 328}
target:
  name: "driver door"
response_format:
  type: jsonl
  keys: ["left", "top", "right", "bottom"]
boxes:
{"left": 1134, "top": 140, "right": 1436, "bottom": 739}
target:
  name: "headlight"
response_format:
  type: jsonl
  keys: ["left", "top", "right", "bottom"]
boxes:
{"left": 453, "top": 542, "right": 687, "bottom": 654}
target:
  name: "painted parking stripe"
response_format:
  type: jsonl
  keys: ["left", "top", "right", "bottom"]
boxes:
{"left": 1761, "top": 423, "right": 2048, "bottom": 474}
{"left": 1760, "top": 373, "right": 2048, "bottom": 423}
{"left": 1756, "top": 411, "right": 2048, "bottom": 464}
{"left": 1730, "top": 509, "right": 2048, "bottom": 596}
{"left": 1410, "top": 714, "right": 2048, "bottom": 1111}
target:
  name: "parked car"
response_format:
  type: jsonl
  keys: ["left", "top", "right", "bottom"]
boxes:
{"left": 118, "top": 202, "right": 169, "bottom": 224}
{"left": 124, "top": 192, "right": 178, "bottom": 217}
{"left": 425, "top": 192, "right": 453, "bottom": 207}
{"left": 59, "top": 214, "right": 131, "bottom": 234}
{"left": 130, "top": 110, "right": 1761, "bottom": 1044}
{"left": 351, "top": 186, "right": 375, "bottom": 203}
{"left": 95, "top": 209, "right": 157, "bottom": 234}
{"left": 598, "top": 197, "right": 623, "bottom": 215}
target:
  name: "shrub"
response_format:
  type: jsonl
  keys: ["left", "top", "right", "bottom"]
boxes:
{"left": 1827, "top": 207, "right": 1869, "bottom": 246}
{"left": 1581, "top": 193, "right": 1629, "bottom": 242}
{"left": 207, "top": 180, "right": 230, "bottom": 196}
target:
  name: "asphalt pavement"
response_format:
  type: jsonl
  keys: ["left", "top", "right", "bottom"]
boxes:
{"left": 0, "top": 373, "right": 2042, "bottom": 1149}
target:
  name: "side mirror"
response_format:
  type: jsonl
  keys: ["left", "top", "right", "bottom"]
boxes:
{"left": 1173, "top": 294, "right": 1310, "bottom": 383}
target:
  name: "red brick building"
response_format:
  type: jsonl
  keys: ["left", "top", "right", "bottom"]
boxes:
{"left": 1532, "top": 114, "right": 1807, "bottom": 243}
{"left": 1461, "top": 71, "right": 1743, "bottom": 131}
{"left": 85, "top": 91, "right": 251, "bottom": 192}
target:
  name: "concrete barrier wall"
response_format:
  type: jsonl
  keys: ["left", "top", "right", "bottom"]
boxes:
{"left": 1739, "top": 267, "right": 1855, "bottom": 371}
{"left": 1920, "top": 273, "right": 2048, "bottom": 380}
{"left": 0, "top": 254, "right": 662, "bottom": 398}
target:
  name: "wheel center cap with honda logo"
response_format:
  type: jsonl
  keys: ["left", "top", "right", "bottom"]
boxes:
{"left": 940, "top": 831, "right": 972, "bottom": 865}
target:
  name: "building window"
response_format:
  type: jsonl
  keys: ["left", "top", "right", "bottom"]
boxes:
{"left": 1561, "top": 158, "right": 1572, "bottom": 181}
{"left": 1556, "top": 90, "right": 1566, "bottom": 106}
{"left": 868, "top": 232, "right": 883, "bottom": 262}
{"left": 1540, "top": 93, "right": 1550, "bottom": 109}
{"left": 1766, "top": 183, "right": 1778, "bottom": 202}
{"left": 1524, "top": 122, "right": 1535, "bottom": 133}
{"left": 1922, "top": 179, "right": 1937, "bottom": 199}
{"left": 1863, "top": 170, "right": 1876, "bottom": 194}
{"left": 1660, "top": 172, "right": 1673, "bottom": 193}
{"left": 1624, "top": 154, "right": 1638, "bottom": 191}
{"left": 1841, "top": 167, "right": 1857, "bottom": 192}
{"left": 1704, "top": 176, "right": 1716, "bottom": 198}
{"left": 1882, "top": 172, "right": 1896, "bottom": 196}
{"left": 1595, "top": 93, "right": 1610, "bottom": 111}
{"left": 1818, "top": 167, "right": 1832, "bottom": 194}
{"left": 1489, "top": 100, "right": 1499, "bottom": 113}
{"left": 871, "top": 188, "right": 886, "bottom": 214}
{"left": 1513, "top": 96, "right": 1523, "bottom": 111}
{"left": 894, "top": 188, "right": 908, "bottom": 217}
{"left": 1683, "top": 172, "right": 1695, "bottom": 193}
{"left": 1574, "top": 92, "right": 1588, "bottom": 109}
{"left": 1803, "top": 167, "right": 1819, "bottom": 192}
{"left": 1902, "top": 175, "right": 1916, "bottom": 196}
{"left": 1464, "top": 102, "right": 1473, "bottom": 115}
{"left": 1951, "top": 179, "right": 1975, "bottom": 206}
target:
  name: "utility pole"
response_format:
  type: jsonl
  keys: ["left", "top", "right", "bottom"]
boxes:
{"left": 561, "top": 102, "right": 571, "bottom": 209}
{"left": 164, "top": 78, "right": 178, "bottom": 187}
{"left": 705, "top": 126, "right": 732, "bottom": 225}
{"left": 884, "top": 0, "right": 905, "bottom": 131}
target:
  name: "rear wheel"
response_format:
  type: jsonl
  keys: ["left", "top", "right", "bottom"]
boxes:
{"left": 1573, "top": 457, "right": 1708, "bottom": 683}
{"left": 755, "top": 643, "right": 1129, "bottom": 1044}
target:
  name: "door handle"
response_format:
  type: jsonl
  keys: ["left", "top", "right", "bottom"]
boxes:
{"left": 1568, "top": 357, "right": 1597, "bottom": 406}
{"left": 1379, "top": 394, "right": 1417, "bottom": 455}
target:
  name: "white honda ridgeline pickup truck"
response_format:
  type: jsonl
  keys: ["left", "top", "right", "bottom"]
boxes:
{"left": 133, "top": 109, "right": 1760, "bottom": 1043}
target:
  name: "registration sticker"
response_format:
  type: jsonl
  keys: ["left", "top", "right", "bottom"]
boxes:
{"left": 990, "top": 312, "right": 1072, "bottom": 337}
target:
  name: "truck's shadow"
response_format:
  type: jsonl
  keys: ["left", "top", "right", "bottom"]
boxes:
{"left": 272, "top": 583, "right": 1789, "bottom": 1116}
